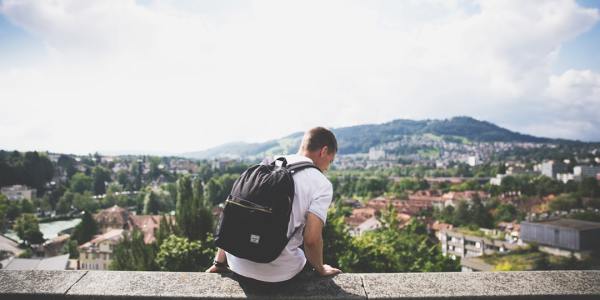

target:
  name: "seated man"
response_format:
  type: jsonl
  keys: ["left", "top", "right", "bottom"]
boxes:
{"left": 206, "top": 126, "right": 342, "bottom": 285}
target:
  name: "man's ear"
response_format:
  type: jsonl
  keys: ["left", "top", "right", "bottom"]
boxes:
{"left": 320, "top": 146, "right": 329, "bottom": 157}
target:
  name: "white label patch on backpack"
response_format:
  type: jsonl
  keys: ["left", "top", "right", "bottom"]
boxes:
{"left": 250, "top": 234, "right": 260, "bottom": 244}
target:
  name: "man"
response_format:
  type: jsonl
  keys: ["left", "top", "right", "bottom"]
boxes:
{"left": 206, "top": 126, "right": 341, "bottom": 284}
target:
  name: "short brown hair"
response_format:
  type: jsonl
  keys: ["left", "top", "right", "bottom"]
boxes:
{"left": 299, "top": 127, "right": 337, "bottom": 154}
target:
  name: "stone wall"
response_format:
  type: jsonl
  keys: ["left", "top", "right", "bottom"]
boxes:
{"left": 0, "top": 270, "right": 599, "bottom": 299}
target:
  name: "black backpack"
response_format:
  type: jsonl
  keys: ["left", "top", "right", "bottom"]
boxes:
{"left": 214, "top": 157, "right": 320, "bottom": 263}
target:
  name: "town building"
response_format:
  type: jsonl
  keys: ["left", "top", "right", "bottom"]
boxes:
{"left": 439, "top": 228, "right": 523, "bottom": 260}
{"left": 368, "top": 147, "right": 386, "bottom": 160}
{"left": 540, "top": 161, "right": 566, "bottom": 179}
{"left": 0, "top": 185, "right": 36, "bottom": 201}
{"left": 490, "top": 174, "right": 507, "bottom": 186}
{"left": 556, "top": 173, "right": 576, "bottom": 184}
{"left": 467, "top": 156, "right": 480, "bottom": 167}
{"left": 78, "top": 229, "right": 124, "bottom": 270}
{"left": 520, "top": 218, "right": 600, "bottom": 259}
{"left": 573, "top": 165, "right": 600, "bottom": 181}
{"left": 94, "top": 205, "right": 170, "bottom": 244}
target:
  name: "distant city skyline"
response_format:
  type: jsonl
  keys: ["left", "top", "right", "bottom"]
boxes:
{"left": 1, "top": 0, "right": 600, "bottom": 155}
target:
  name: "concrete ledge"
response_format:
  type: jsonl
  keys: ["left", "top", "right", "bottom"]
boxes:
{"left": 0, "top": 270, "right": 599, "bottom": 299}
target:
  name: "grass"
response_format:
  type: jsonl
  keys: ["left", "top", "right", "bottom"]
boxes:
{"left": 455, "top": 226, "right": 505, "bottom": 240}
{"left": 483, "top": 250, "right": 542, "bottom": 271}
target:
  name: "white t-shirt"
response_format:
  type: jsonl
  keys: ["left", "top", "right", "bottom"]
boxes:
{"left": 225, "top": 154, "right": 333, "bottom": 282}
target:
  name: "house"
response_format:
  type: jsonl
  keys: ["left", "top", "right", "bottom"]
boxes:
{"left": 1, "top": 185, "right": 36, "bottom": 201}
{"left": 94, "top": 205, "right": 172, "bottom": 244}
{"left": 440, "top": 228, "right": 523, "bottom": 260}
{"left": 428, "top": 221, "right": 453, "bottom": 241}
{"left": 540, "top": 161, "right": 566, "bottom": 179}
{"left": 521, "top": 218, "right": 600, "bottom": 259}
{"left": 351, "top": 217, "right": 381, "bottom": 236}
{"left": 573, "top": 166, "right": 600, "bottom": 181}
{"left": 42, "top": 234, "right": 71, "bottom": 257}
{"left": 78, "top": 229, "right": 124, "bottom": 270}
{"left": 441, "top": 191, "right": 489, "bottom": 207}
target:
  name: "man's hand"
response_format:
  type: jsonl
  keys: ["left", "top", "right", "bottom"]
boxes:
{"left": 205, "top": 264, "right": 228, "bottom": 273}
{"left": 317, "top": 264, "right": 342, "bottom": 276}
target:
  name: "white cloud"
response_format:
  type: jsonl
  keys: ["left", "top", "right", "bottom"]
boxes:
{"left": 0, "top": 0, "right": 599, "bottom": 154}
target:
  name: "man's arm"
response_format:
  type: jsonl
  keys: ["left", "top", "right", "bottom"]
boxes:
{"left": 205, "top": 248, "right": 228, "bottom": 273}
{"left": 303, "top": 212, "right": 342, "bottom": 276}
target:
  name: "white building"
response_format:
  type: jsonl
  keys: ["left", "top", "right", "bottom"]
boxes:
{"left": 540, "top": 161, "right": 566, "bottom": 179}
{"left": 557, "top": 173, "right": 575, "bottom": 184}
{"left": 368, "top": 148, "right": 386, "bottom": 160}
{"left": 0, "top": 185, "right": 36, "bottom": 201}
{"left": 467, "top": 156, "right": 480, "bottom": 167}
{"left": 490, "top": 174, "right": 507, "bottom": 186}
{"left": 573, "top": 166, "right": 600, "bottom": 181}
{"left": 78, "top": 229, "right": 124, "bottom": 270}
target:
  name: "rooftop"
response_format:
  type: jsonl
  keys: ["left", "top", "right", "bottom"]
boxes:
{"left": 524, "top": 218, "right": 600, "bottom": 231}
{"left": 1, "top": 254, "right": 69, "bottom": 270}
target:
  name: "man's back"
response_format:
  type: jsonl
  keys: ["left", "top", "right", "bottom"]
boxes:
{"left": 225, "top": 154, "right": 333, "bottom": 282}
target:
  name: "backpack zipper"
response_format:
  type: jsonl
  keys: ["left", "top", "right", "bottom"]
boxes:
{"left": 226, "top": 198, "right": 272, "bottom": 214}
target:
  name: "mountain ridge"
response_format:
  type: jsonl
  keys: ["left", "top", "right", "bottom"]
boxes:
{"left": 181, "top": 116, "right": 590, "bottom": 159}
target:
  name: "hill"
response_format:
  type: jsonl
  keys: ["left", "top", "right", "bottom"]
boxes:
{"left": 181, "top": 116, "right": 580, "bottom": 159}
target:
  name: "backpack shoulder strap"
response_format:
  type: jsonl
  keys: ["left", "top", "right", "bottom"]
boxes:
{"left": 287, "top": 161, "right": 321, "bottom": 174}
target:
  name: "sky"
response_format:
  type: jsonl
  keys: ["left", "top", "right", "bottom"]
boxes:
{"left": 1, "top": 0, "right": 599, "bottom": 155}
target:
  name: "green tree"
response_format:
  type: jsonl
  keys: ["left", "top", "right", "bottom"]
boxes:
{"left": 64, "top": 240, "right": 80, "bottom": 259}
{"left": 322, "top": 206, "right": 354, "bottom": 268}
{"left": 13, "top": 214, "right": 44, "bottom": 245}
{"left": 176, "top": 176, "right": 213, "bottom": 241}
{"left": 72, "top": 192, "right": 99, "bottom": 212}
{"left": 110, "top": 229, "right": 158, "bottom": 271}
{"left": 20, "top": 199, "right": 34, "bottom": 214}
{"left": 70, "top": 173, "right": 93, "bottom": 194}
{"left": 154, "top": 234, "right": 215, "bottom": 272}
{"left": 470, "top": 196, "right": 493, "bottom": 228}
{"left": 56, "top": 196, "right": 71, "bottom": 215}
{"left": 71, "top": 211, "right": 98, "bottom": 244}
{"left": 156, "top": 214, "right": 178, "bottom": 245}
{"left": 340, "top": 219, "right": 459, "bottom": 273}
{"left": 143, "top": 191, "right": 161, "bottom": 215}
{"left": 0, "top": 195, "right": 8, "bottom": 231}
{"left": 193, "top": 178, "right": 213, "bottom": 241}
{"left": 176, "top": 176, "right": 194, "bottom": 239}
{"left": 549, "top": 194, "right": 580, "bottom": 211}
{"left": 92, "top": 166, "right": 112, "bottom": 195}
{"left": 494, "top": 203, "right": 518, "bottom": 223}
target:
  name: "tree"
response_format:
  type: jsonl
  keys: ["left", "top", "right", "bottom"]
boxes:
{"left": 494, "top": 203, "right": 518, "bottom": 223}
{"left": 322, "top": 206, "right": 355, "bottom": 269}
{"left": 143, "top": 191, "right": 161, "bottom": 215}
{"left": 176, "top": 176, "right": 194, "bottom": 239}
{"left": 453, "top": 200, "right": 471, "bottom": 226}
{"left": 20, "top": 199, "right": 34, "bottom": 214}
{"left": 72, "top": 192, "right": 99, "bottom": 212}
{"left": 470, "top": 196, "right": 493, "bottom": 228}
{"left": 549, "top": 194, "right": 580, "bottom": 211}
{"left": 110, "top": 229, "right": 158, "bottom": 271}
{"left": 64, "top": 240, "right": 80, "bottom": 259}
{"left": 154, "top": 234, "right": 214, "bottom": 272}
{"left": 193, "top": 178, "right": 213, "bottom": 241}
{"left": 71, "top": 211, "right": 98, "bottom": 244}
{"left": 156, "top": 214, "right": 178, "bottom": 245}
{"left": 339, "top": 219, "right": 460, "bottom": 273}
{"left": 13, "top": 214, "right": 44, "bottom": 245}
{"left": 175, "top": 176, "right": 213, "bottom": 241}
{"left": 70, "top": 173, "right": 93, "bottom": 194}
{"left": 0, "top": 195, "right": 8, "bottom": 232}
{"left": 56, "top": 196, "right": 71, "bottom": 215}
{"left": 92, "top": 167, "right": 112, "bottom": 195}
